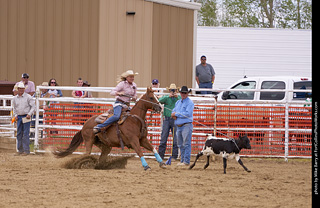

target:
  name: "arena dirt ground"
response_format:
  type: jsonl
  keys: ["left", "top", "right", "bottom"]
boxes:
{"left": 0, "top": 151, "right": 312, "bottom": 208}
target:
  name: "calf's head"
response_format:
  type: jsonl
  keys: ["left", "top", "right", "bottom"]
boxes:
{"left": 239, "top": 135, "right": 251, "bottom": 149}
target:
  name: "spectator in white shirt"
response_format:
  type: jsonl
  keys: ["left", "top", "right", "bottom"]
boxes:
{"left": 12, "top": 82, "right": 36, "bottom": 156}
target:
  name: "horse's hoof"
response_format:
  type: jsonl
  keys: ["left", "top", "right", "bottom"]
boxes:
{"left": 246, "top": 169, "right": 251, "bottom": 173}
{"left": 144, "top": 165, "right": 151, "bottom": 171}
{"left": 159, "top": 162, "right": 167, "bottom": 169}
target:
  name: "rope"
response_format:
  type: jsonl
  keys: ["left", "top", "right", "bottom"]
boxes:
{"left": 231, "top": 139, "right": 240, "bottom": 151}
{"left": 139, "top": 97, "right": 235, "bottom": 139}
{"left": 132, "top": 95, "right": 235, "bottom": 140}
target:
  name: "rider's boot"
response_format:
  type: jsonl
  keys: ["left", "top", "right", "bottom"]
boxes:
{"left": 93, "top": 126, "right": 101, "bottom": 134}
{"left": 93, "top": 124, "right": 112, "bottom": 134}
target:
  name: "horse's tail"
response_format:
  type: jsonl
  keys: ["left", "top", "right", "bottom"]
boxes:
{"left": 52, "top": 130, "right": 83, "bottom": 158}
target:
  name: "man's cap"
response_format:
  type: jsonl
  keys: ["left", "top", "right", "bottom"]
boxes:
{"left": 22, "top": 73, "right": 29, "bottom": 78}
{"left": 152, "top": 79, "right": 159, "bottom": 84}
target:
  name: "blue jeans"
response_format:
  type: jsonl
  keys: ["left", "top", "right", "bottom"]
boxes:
{"left": 176, "top": 123, "right": 193, "bottom": 164}
{"left": 199, "top": 82, "right": 213, "bottom": 94}
{"left": 96, "top": 102, "right": 122, "bottom": 129}
{"left": 16, "top": 115, "right": 31, "bottom": 154}
{"left": 158, "top": 117, "right": 178, "bottom": 159}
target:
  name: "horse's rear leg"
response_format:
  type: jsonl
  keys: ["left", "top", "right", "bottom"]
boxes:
{"left": 98, "top": 145, "right": 112, "bottom": 164}
{"left": 140, "top": 137, "right": 166, "bottom": 169}
{"left": 82, "top": 129, "right": 95, "bottom": 155}
{"left": 84, "top": 136, "right": 94, "bottom": 155}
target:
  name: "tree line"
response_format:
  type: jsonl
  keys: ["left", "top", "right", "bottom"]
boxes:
{"left": 197, "top": 0, "right": 312, "bottom": 29}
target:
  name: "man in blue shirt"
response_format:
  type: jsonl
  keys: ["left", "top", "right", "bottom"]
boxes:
{"left": 171, "top": 86, "right": 194, "bottom": 166}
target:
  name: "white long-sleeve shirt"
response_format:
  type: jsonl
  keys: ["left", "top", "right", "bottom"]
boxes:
{"left": 13, "top": 92, "right": 36, "bottom": 117}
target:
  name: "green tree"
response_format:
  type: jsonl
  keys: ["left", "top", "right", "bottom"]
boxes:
{"left": 299, "top": 0, "right": 312, "bottom": 29}
{"left": 222, "top": 0, "right": 261, "bottom": 27}
{"left": 196, "top": 0, "right": 312, "bottom": 29}
{"left": 276, "top": 0, "right": 312, "bottom": 29}
{"left": 260, "top": 0, "right": 275, "bottom": 28}
{"left": 198, "top": 0, "right": 219, "bottom": 26}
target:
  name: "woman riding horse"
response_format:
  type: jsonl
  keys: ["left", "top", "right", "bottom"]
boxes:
{"left": 93, "top": 70, "right": 138, "bottom": 134}
{"left": 54, "top": 80, "right": 165, "bottom": 170}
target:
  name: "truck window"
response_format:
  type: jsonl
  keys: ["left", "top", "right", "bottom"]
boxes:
{"left": 226, "top": 81, "right": 256, "bottom": 100}
{"left": 293, "top": 81, "right": 312, "bottom": 100}
{"left": 260, "top": 81, "right": 285, "bottom": 100}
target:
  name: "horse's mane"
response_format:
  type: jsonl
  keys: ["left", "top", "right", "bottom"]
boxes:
{"left": 130, "top": 88, "right": 153, "bottom": 111}
{"left": 138, "top": 93, "right": 144, "bottom": 100}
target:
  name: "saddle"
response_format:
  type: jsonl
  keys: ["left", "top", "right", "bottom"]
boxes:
{"left": 94, "top": 109, "right": 147, "bottom": 151}
{"left": 94, "top": 108, "right": 130, "bottom": 150}
{"left": 94, "top": 108, "right": 130, "bottom": 125}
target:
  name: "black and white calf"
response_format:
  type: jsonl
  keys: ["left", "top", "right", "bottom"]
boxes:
{"left": 189, "top": 135, "right": 252, "bottom": 174}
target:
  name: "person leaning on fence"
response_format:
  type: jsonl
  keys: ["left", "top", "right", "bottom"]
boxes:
{"left": 13, "top": 73, "right": 36, "bottom": 96}
{"left": 195, "top": 55, "right": 215, "bottom": 94}
{"left": 72, "top": 78, "right": 87, "bottom": 98}
{"left": 158, "top": 83, "right": 181, "bottom": 160}
{"left": 48, "top": 78, "right": 63, "bottom": 99}
{"left": 39, "top": 82, "right": 50, "bottom": 107}
{"left": 82, "top": 80, "right": 93, "bottom": 120}
{"left": 71, "top": 78, "right": 87, "bottom": 124}
{"left": 12, "top": 82, "right": 36, "bottom": 156}
{"left": 93, "top": 70, "right": 138, "bottom": 134}
{"left": 47, "top": 78, "right": 63, "bottom": 135}
{"left": 83, "top": 80, "right": 93, "bottom": 98}
{"left": 171, "top": 86, "right": 194, "bottom": 166}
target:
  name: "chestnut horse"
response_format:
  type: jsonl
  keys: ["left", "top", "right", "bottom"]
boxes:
{"left": 53, "top": 87, "right": 165, "bottom": 170}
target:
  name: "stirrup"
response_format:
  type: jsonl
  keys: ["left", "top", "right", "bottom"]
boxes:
{"left": 93, "top": 127, "right": 101, "bottom": 134}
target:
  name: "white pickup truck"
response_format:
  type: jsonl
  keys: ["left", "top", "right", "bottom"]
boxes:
{"left": 218, "top": 76, "right": 312, "bottom": 103}
{"left": 215, "top": 76, "right": 312, "bottom": 150}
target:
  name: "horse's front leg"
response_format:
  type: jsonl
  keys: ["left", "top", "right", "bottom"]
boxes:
{"left": 140, "top": 137, "right": 166, "bottom": 169}
{"left": 130, "top": 136, "right": 151, "bottom": 170}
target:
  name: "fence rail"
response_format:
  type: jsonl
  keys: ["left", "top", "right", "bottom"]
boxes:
{"left": 0, "top": 86, "right": 312, "bottom": 160}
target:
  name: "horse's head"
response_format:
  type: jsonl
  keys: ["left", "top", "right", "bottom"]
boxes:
{"left": 139, "top": 87, "right": 162, "bottom": 113}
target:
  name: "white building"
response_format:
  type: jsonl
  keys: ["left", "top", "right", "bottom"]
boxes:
{"left": 196, "top": 27, "right": 312, "bottom": 89}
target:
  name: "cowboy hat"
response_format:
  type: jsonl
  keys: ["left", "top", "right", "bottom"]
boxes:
{"left": 121, "top": 70, "right": 139, "bottom": 78}
{"left": 166, "top": 83, "right": 180, "bottom": 91}
{"left": 40, "top": 82, "right": 49, "bottom": 86}
{"left": 17, "top": 82, "right": 25, "bottom": 89}
{"left": 83, "top": 81, "right": 91, "bottom": 86}
{"left": 179, "top": 86, "right": 191, "bottom": 93}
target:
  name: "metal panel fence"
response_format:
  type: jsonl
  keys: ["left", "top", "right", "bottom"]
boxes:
{"left": 0, "top": 86, "right": 312, "bottom": 160}
{"left": 38, "top": 101, "right": 312, "bottom": 159}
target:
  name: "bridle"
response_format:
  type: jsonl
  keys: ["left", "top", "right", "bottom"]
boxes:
{"left": 137, "top": 92, "right": 162, "bottom": 113}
